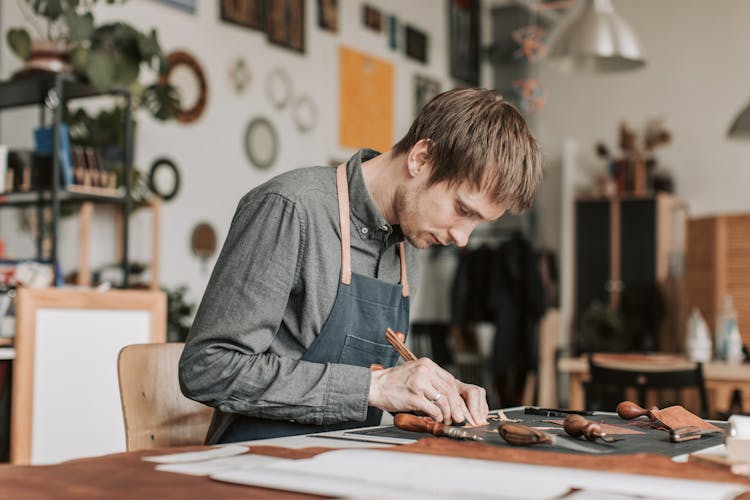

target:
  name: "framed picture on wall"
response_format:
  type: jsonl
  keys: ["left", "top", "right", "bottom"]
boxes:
{"left": 153, "top": 0, "right": 197, "bottom": 14}
{"left": 449, "top": 0, "right": 480, "bottom": 86}
{"left": 220, "top": 0, "right": 266, "bottom": 31}
{"left": 317, "top": 0, "right": 338, "bottom": 32}
{"left": 414, "top": 75, "right": 441, "bottom": 118}
{"left": 362, "top": 4, "right": 383, "bottom": 32}
{"left": 404, "top": 25, "right": 428, "bottom": 64}
{"left": 267, "top": 0, "right": 306, "bottom": 53}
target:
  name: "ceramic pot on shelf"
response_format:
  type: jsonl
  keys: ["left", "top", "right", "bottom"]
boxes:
{"left": 13, "top": 39, "right": 72, "bottom": 77}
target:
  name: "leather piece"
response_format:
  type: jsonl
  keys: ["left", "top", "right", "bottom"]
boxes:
{"left": 651, "top": 405, "right": 721, "bottom": 431}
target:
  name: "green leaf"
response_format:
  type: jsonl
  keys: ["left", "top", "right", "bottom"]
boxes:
{"left": 86, "top": 49, "right": 115, "bottom": 90}
{"left": 112, "top": 52, "right": 140, "bottom": 87}
{"left": 36, "top": 0, "right": 64, "bottom": 21}
{"left": 65, "top": 11, "right": 94, "bottom": 42}
{"left": 6, "top": 28, "right": 32, "bottom": 60}
{"left": 69, "top": 45, "right": 89, "bottom": 73}
{"left": 141, "top": 83, "right": 181, "bottom": 121}
{"left": 136, "top": 30, "right": 160, "bottom": 63}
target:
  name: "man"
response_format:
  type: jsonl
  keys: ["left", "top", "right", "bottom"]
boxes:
{"left": 179, "top": 88, "right": 542, "bottom": 444}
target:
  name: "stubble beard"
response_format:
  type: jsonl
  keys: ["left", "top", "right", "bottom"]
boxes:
{"left": 395, "top": 184, "right": 430, "bottom": 249}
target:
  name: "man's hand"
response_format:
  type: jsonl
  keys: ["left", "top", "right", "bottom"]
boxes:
{"left": 368, "top": 358, "right": 489, "bottom": 425}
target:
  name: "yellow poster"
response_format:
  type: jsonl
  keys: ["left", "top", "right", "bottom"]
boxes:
{"left": 339, "top": 46, "right": 394, "bottom": 152}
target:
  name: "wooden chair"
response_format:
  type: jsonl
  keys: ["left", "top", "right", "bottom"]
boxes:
{"left": 117, "top": 343, "right": 213, "bottom": 451}
{"left": 585, "top": 353, "right": 710, "bottom": 417}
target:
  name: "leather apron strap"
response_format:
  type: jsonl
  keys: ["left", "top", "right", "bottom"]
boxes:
{"left": 336, "top": 163, "right": 409, "bottom": 297}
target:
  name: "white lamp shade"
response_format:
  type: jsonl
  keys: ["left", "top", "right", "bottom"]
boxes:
{"left": 548, "top": 0, "right": 646, "bottom": 72}
{"left": 728, "top": 100, "right": 750, "bottom": 139}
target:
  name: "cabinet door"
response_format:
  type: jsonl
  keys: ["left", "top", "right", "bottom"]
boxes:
{"left": 620, "top": 198, "right": 656, "bottom": 288}
{"left": 575, "top": 200, "right": 611, "bottom": 323}
{"left": 619, "top": 198, "right": 661, "bottom": 351}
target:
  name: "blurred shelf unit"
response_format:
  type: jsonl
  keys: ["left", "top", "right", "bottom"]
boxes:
{"left": 685, "top": 213, "right": 750, "bottom": 350}
{"left": 0, "top": 71, "right": 134, "bottom": 287}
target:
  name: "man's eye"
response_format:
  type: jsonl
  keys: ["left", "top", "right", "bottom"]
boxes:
{"left": 458, "top": 205, "right": 470, "bottom": 217}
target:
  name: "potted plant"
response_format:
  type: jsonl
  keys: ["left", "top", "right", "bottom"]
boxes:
{"left": 5, "top": 0, "right": 180, "bottom": 120}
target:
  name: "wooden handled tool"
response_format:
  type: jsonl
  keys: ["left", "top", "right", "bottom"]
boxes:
{"left": 394, "top": 413, "right": 484, "bottom": 441}
{"left": 497, "top": 422, "right": 608, "bottom": 454}
{"left": 386, "top": 328, "right": 417, "bottom": 362}
{"left": 563, "top": 414, "right": 616, "bottom": 443}
{"left": 616, "top": 401, "right": 658, "bottom": 420}
{"left": 497, "top": 422, "right": 552, "bottom": 446}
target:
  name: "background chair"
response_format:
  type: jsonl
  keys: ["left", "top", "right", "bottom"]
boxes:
{"left": 585, "top": 353, "right": 709, "bottom": 418}
{"left": 117, "top": 343, "right": 212, "bottom": 451}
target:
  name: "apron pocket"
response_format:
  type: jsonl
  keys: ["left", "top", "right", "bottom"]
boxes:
{"left": 339, "top": 334, "right": 397, "bottom": 367}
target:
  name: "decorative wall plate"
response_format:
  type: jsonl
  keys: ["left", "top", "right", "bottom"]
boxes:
{"left": 244, "top": 117, "right": 278, "bottom": 170}
{"left": 165, "top": 50, "right": 208, "bottom": 123}
{"left": 191, "top": 222, "right": 217, "bottom": 258}
{"left": 292, "top": 94, "right": 318, "bottom": 133}
{"left": 265, "top": 67, "right": 293, "bottom": 109}
{"left": 228, "top": 57, "right": 252, "bottom": 94}
{"left": 147, "top": 157, "right": 181, "bottom": 201}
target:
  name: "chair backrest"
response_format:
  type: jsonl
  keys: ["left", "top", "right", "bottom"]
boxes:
{"left": 585, "top": 354, "right": 709, "bottom": 417}
{"left": 117, "top": 343, "right": 213, "bottom": 451}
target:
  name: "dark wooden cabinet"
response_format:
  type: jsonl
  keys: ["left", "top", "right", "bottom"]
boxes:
{"left": 574, "top": 194, "right": 684, "bottom": 353}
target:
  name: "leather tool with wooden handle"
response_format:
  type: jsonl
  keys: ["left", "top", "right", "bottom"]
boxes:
{"left": 497, "top": 423, "right": 609, "bottom": 454}
{"left": 616, "top": 401, "right": 658, "bottom": 420}
{"left": 394, "top": 413, "right": 484, "bottom": 441}
{"left": 563, "top": 414, "right": 616, "bottom": 443}
{"left": 498, "top": 422, "right": 552, "bottom": 445}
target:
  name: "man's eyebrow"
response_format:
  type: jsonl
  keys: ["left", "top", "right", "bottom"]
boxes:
{"left": 457, "top": 196, "right": 492, "bottom": 221}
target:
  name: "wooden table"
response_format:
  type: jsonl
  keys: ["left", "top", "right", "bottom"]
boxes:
{"left": 559, "top": 356, "right": 750, "bottom": 416}
{"left": 3, "top": 435, "right": 750, "bottom": 499}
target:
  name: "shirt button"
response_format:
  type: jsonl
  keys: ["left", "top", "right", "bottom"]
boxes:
{"left": 361, "top": 227, "right": 369, "bottom": 235}
{"left": 380, "top": 225, "right": 389, "bottom": 231}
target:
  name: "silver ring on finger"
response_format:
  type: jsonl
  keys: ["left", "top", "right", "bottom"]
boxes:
{"left": 430, "top": 392, "right": 442, "bottom": 403}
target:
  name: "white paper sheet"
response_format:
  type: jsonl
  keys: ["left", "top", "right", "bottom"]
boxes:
{"left": 211, "top": 449, "right": 748, "bottom": 500}
{"left": 143, "top": 444, "right": 249, "bottom": 464}
{"left": 156, "top": 453, "right": 285, "bottom": 476}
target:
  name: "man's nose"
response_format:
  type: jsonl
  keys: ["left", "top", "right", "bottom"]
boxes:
{"left": 449, "top": 221, "right": 477, "bottom": 248}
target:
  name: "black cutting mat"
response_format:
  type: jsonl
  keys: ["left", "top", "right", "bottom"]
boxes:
{"left": 344, "top": 408, "right": 726, "bottom": 457}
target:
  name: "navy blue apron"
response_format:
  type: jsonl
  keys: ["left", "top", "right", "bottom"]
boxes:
{"left": 218, "top": 163, "right": 410, "bottom": 442}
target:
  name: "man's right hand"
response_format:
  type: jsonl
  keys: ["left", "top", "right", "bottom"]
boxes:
{"left": 367, "top": 358, "right": 488, "bottom": 425}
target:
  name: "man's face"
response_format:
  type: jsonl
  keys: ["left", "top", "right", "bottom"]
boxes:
{"left": 396, "top": 174, "right": 506, "bottom": 249}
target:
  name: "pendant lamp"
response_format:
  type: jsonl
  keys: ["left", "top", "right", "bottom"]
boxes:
{"left": 728, "top": 99, "right": 750, "bottom": 138}
{"left": 547, "top": 0, "right": 646, "bottom": 72}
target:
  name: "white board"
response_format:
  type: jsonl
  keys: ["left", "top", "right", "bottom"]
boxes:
{"left": 30, "top": 309, "right": 150, "bottom": 464}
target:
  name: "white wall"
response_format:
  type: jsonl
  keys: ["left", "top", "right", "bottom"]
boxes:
{"left": 535, "top": 0, "right": 750, "bottom": 253}
{"left": 4, "top": 0, "right": 749, "bottom": 308}
{"left": 0, "top": 0, "right": 469, "bottom": 304}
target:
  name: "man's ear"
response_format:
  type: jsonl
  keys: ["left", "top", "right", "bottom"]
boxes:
{"left": 406, "top": 139, "right": 432, "bottom": 178}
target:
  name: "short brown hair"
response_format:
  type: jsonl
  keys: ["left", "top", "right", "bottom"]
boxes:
{"left": 393, "top": 88, "right": 542, "bottom": 213}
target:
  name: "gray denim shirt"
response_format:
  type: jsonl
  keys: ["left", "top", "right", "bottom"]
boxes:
{"left": 179, "top": 149, "right": 419, "bottom": 441}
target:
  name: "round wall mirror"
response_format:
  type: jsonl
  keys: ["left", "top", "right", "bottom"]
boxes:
{"left": 148, "top": 157, "right": 181, "bottom": 201}
{"left": 244, "top": 117, "right": 278, "bottom": 170}
{"left": 165, "top": 50, "right": 208, "bottom": 123}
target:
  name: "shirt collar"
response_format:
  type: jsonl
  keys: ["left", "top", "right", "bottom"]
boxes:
{"left": 346, "top": 149, "right": 403, "bottom": 246}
